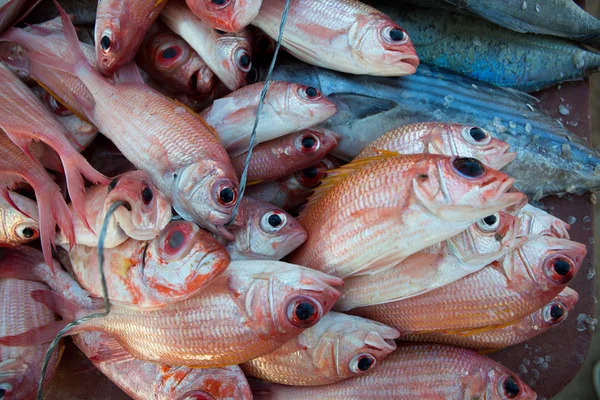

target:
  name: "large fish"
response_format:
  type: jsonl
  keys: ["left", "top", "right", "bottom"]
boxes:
{"left": 0, "top": 192, "right": 39, "bottom": 247}
{"left": 94, "top": 0, "right": 167, "bottom": 75}
{"left": 200, "top": 81, "right": 337, "bottom": 156}
{"left": 185, "top": 0, "right": 262, "bottom": 32}
{"left": 372, "top": 3, "right": 600, "bottom": 92}
{"left": 1, "top": 261, "right": 343, "bottom": 367}
{"left": 254, "top": 60, "right": 600, "bottom": 197}
{"left": 241, "top": 312, "right": 399, "bottom": 385}
{"left": 25, "top": 5, "right": 240, "bottom": 239}
{"left": 252, "top": 0, "right": 419, "bottom": 76}
{"left": 250, "top": 344, "right": 537, "bottom": 399}
{"left": 288, "top": 153, "right": 526, "bottom": 278}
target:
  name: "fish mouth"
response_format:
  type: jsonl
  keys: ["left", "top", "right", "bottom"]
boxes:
{"left": 496, "top": 150, "right": 517, "bottom": 169}
{"left": 397, "top": 55, "right": 420, "bottom": 74}
{"left": 364, "top": 331, "right": 398, "bottom": 352}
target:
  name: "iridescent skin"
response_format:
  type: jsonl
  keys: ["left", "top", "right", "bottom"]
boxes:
{"left": 185, "top": 0, "right": 262, "bottom": 32}
{"left": 0, "top": 192, "right": 38, "bottom": 247}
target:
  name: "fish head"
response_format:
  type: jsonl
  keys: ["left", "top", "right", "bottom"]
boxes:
{"left": 171, "top": 365, "right": 251, "bottom": 399}
{"left": 348, "top": 15, "right": 419, "bottom": 75}
{"left": 0, "top": 196, "right": 39, "bottom": 247}
{"left": 190, "top": 0, "right": 261, "bottom": 32}
{"left": 472, "top": 364, "right": 537, "bottom": 400}
{"left": 277, "top": 128, "right": 339, "bottom": 166}
{"left": 535, "top": 287, "right": 579, "bottom": 330}
{"left": 517, "top": 204, "right": 570, "bottom": 239}
{"left": 0, "top": 358, "right": 35, "bottom": 400}
{"left": 105, "top": 171, "right": 172, "bottom": 241}
{"left": 143, "top": 221, "right": 230, "bottom": 298}
{"left": 214, "top": 31, "right": 253, "bottom": 90}
{"left": 283, "top": 83, "right": 338, "bottom": 124}
{"left": 445, "top": 124, "right": 516, "bottom": 170}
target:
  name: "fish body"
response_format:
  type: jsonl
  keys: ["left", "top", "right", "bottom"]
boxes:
{"left": 289, "top": 153, "right": 525, "bottom": 278}
{"left": 0, "top": 192, "right": 38, "bottom": 247}
{"left": 241, "top": 312, "right": 399, "bottom": 385}
{"left": 351, "top": 236, "right": 586, "bottom": 332}
{"left": 355, "top": 122, "right": 515, "bottom": 170}
{"left": 66, "top": 220, "right": 231, "bottom": 310}
{"left": 250, "top": 343, "right": 537, "bottom": 399}
{"left": 95, "top": 0, "right": 167, "bottom": 75}
{"left": 400, "top": 287, "right": 579, "bottom": 350}
{"left": 231, "top": 128, "right": 339, "bottom": 183}
{"left": 258, "top": 60, "right": 600, "bottom": 197}
{"left": 161, "top": 0, "right": 252, "bottom": 90}
{"left": 200, "top": 81, "right": 337, "bottom": 156}
{"left": 252, "top": 0, "right": 419, "bottom": 76}
{"left": 185, "top": 0, "right": 262, "bottom": 32}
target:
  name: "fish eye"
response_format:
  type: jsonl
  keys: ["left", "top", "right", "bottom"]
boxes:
{"left": 0, "top": 383, "right": 12, "bottom": 399}
{"left": 236, "top": 49, "right": 251, "bottom": 72}
{"left": 286, "top": 296, "right": 321, "bottom": 328}
{"left": 382, "top": 26, "right": 409, "bottom": 45}
{"left": 141, "top": 186, "right": 153, "bottom": 205}
{"left": 543, "top": 301, "right": 567, "bottom": 323}
{"left": 211, "top": 0, "right": 229, "bottom": 5}
{"left": 260, "top": 211, "right": 287, "bottom": 233}
{"left": 350, "top": 353, "right": 377, "bottom": 373}
{"left": 452, "top": 157, "right": 486, "bottom": 179}
{"left": 108, "top": 177, "right": 120, "bottom": 192}
{"left": 167, "top": 230, "right": 185, "bottom": 250}
{"left": 299, "top": 86, "right": 322, "bottom": 100}
{"left": 217, "top": 185, "right": 237, "bottom": 206}
{"left": 298, "top": 164, "right": 327, "bottom": 187}
{"left": 476, "top": 214, "right": 500, "bottom": 232}
{"left": 162, "top": 47, "right": 178, "bottom": 59}
{"left": 100, "top": 31, "right": 113, "bottom": 52}
{"left": 40, "top": 93, "right": 72, "bottom": 116}
{"left": 462, "top": 126, "right": 491, "bottom": 145}
{"left": 246, "top": 68, "right": 259, "bottom": 84}
{"left": 544, "top": 255, "right": 575, "bottom": 284}
{"left": 180, "top": 391, "right": 215, "bottom": 400}
{"left": 498, "top": 375, "right": 520, "bottom": 399}
{"left": 20, "top": 226, "right": 37, "bottom": 239}
{"left": 295, "top": 133, "right": 320, "bottom": 152}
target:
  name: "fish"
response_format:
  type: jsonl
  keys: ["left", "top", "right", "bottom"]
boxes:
{"left": 0, "top": 0, "right": 39, "bottom": 33}
{"left": 25, "top": 4, "right": 240, "bottom": 239}
{"left": 254, "top": 60, "right": 600, "bottom": 197}
{"left": 251, "top": 0, "right": 419, "bottom": 76}
{"left": 0, "top": 130, "right": 74, "bottom": 270}
{"left": 55, "top": 171, "right": 172, "bottom": 249}
{"left": 0, "top": 191, "right": 39, "bottom": 247}
{"left": 224, "top": 196, "right": 307, "bottom": 260}
{"left": 64, "top": 220, "right": 231, "bottom": 310}
{"left": 336, "top": 211, "right": 528, "bottom": 311}
{"left": 245, "top": 157, "right": 339, "bottom": 211}
{"left": 355, "top": 122, "right": 515, "bottom": 170}
{"left": 185, "top": 0, "right": 262, "bottom": 32}
{"left": 0, "top": 278, "right": 61, "bottom": 400}
{"left": 371, "top": 3, "right": 600, "bottom": 92}
{"left": 161, "top": 0, "right": 252, "bottom": 91}
{"left": 250, "top": 343, "right": 537, "bottom": 399}
{"left": 1, "top": 260, "right": 343, "bottom": 367}
{"left": 350, "top": 236, "right": 586, "bottom": 333}
{"left": 0, "top": 62, "right": 107, "bottom": 228}
{"left": 393, "top": 0, "right": 600, "bottom": 49}
{"left": 73, "top": 331, "right": 253, "bottom": 400}
{"left": 241, "top": 312, "right": 399, "bottom": 385}
{"left": 200, "top": 81, "right": 338, "bottom": 156}
{"left": 231, "top": 128, "right": 339, "bottom": 183}
{"left": 136, "top": 23, "right": 217, "bottom": 96}
{"left": 94, "top": 0, "right": 168, "bottom": 76}
{"left": 399, "top": 287, "right": 579, "bottom": 350}
{"left": 517, "top": 204, "right": 570, "bottom": 239}
{"left": 288, "top": 153, "right": 526, "bottom": 279}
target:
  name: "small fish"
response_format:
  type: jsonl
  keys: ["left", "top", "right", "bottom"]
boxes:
{"left": 161, "top": 0, "right": 253, "bottom": 90}
{"left": 241, "top": 312, "right": 399, "bottom": 385}
{"left": 517, "top": 204, "right": 570, "bottom": 239}
{"left": 73, "top": 331, "right": 253, "bottom": 400}
{"left": 336, "top": 211, "right": 527, "bottom": 311}
{"left": 55, "top": 171, "right": 172, "bottom": 249}
{"left": 65, "top": 220, "right": 231, "bottom": 310}
{"left": 200, "top": 81, "right": 337, "bottom": 156}
{"left": 288, "top": 153, "right": 526, "bottom": 279}
{"left": 230, "top": 128, "right": 339, "bottom": 182}
{"left": 0, "top": 191, "right": 39, "bottom": 247}
{"left": 399, "top": 287, "right": 579, "bottom": 350}
{"left": 250, "top": 343, "right": 537, "bottom": 399}
{"left": 252, "top": 0, "right": 419, "bottom": 76}
{"left": 136, "top": 23, "right": 217, "bottom": 95}
{"left": 1, "top": 261, "right": 343, "bottom": 367}
{"left": 351, "top": 236, "right": 586, "bottom": 333}
{"left": 355, "top": 122, "right": 515, "bottom": 170}
{"left": 185, "top": 0, "right": 262, "bottom": 32}
{"left": 0, "top": 0, "right": 39, "bottom": 33}
{"left": 94, "top": 0, "right": 168, "bottom": 75}
{"left": 224, "top": 196, "right": 307, "bottom": 260}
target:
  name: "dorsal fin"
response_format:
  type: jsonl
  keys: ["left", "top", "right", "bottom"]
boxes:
{"left": 33, "top": 78, "right": 94, "bottom": 125}
{"left": 169, "top": 97, "right": 221, "bottom": 140}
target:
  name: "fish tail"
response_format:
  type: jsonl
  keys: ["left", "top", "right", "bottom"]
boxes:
{"left": 36, "top": 185, "right": 75, "bottom": 267}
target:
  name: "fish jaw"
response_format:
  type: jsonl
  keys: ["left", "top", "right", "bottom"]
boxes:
{"left": 186, "top": 0, "right": 262, "bottom": 32}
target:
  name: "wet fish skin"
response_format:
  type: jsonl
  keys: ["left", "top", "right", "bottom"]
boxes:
{"left": 400, "top": 287, "right": 579, "bottom": 350}
{"left": 0, "top": 191, "right": 39, "bottom": 247}
{"left": 356, "top": 122, "right": 516, "bottom": 170}
{"left": 288, "top": 153, "right": 526, "bottom": 279}
{"left": 200, "top": 81, "right": 338, "bottom": 156}
{"left": 74, "top": 332, "right": 253, "bottom": 400}
{"left": 66, "top": 220, "right": 231, "bottom": 310}
{"left": 252, "top": 0, "right": 419, "bottom": 76}
{"left": 517, "top": 204, "right": 570, "bottom": 239}
{"left": 225, "top": 196, "right": 307, "bottom": 261}
{"left": 351, "top": 236, "right": 586, "bottom": 332}
{"left": 230, "top": 128, "right": 339, "bottom": 182}
{"left": 250, "top": 343, "right": 537, "bottom": 399}
{"left": 256, "top": 60, "right": 600, "bottom": 197}
{"left": 241, "top": 312, "right": 399, "bottom": 386}
{"left": 185, "top": 0, "right": 262, "bottom": 32}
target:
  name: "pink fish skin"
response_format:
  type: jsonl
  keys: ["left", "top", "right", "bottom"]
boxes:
{"left": 0, "top": 0, "right": 39, "bottom": 33}
{"left": 0, "top": 130, "right": 74, "bottom": 269}
{"left": 25, "top": 4, "right": 240, "bottom": 239}
{"left": 0, "top": 192, "right": 39, "bottom": 247}
{"left": 517, "top": 204, "right": 570, "bottom": 239}
{"left": 185, "top": 0, "right": 262, "bottom": 32}
{"left": 73, "top": 331, "right": 253, "bottom": 400}
{"left": 231, "top": 128, "right": 340, "bottom": 183}
{"left": 66, "top": 220, "right": 231, "bottom": 310}
{"left": 250, "top": 344, "right": 537, "bottom": 399}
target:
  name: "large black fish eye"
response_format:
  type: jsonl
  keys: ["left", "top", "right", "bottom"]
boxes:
{"left": 389, "top": 28, "right": 405, "bottom": 42}
{"left": 550, "top": 304, "right": 564, "bottom": 320}
{"left": 22, "top": 227, "right": 35, "bottom": 238}
{"left": 553, "top": 259, "right": 571, "bottom": 276}
{"left": 101, "top": 35, "right": 111, "bottom": 51}
{"left": 212, "top": 0, "right": 226, "bottom": 4}
{"left": 268, "top": 214, "right": 283, "bottom": 227}
{"left": 502, "top": 376, "right": 520, "bottom": 398}
{"left": 470, "top": 127, "right": 487, "bottom": 141}
{"left": 452, "top": 157, "right": 486, "bottom": 178}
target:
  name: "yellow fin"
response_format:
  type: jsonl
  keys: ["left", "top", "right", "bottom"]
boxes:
{"left": 478, "top": 348, "right": 502, "bottom": 355}
{"left": 34, "top": 78, "right": 95, "bottom": 125}
{"left": 154, "top": 0, "right": 166, "bottom": 6}
{"left": 246, "top": 179, "right": 264, "bottom": 186}
{"left": 169, "top": 98, "right": 220, "bottom": 140}
{"left": 440, "top": 319, "right": 521, "bottom": 337}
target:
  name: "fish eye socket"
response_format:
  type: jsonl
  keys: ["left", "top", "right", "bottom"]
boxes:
{"left": 236, "top": 50, "right": 251, "bottom": 71}
{"left": 260, "top": 212, "right": 287, "bottom": 233}
{"left": 286, "top": 296, "right": 321, "bottom": 328}
{"left": 302, "top": 167, "right": 318, "bottom": 179}
{"left": 141, "top": 186, "right": 153, "bottom": 205}
{"left": 544, "top": 255, "right": 575, "bottom": 284}
{"left": 299, "top": 86, "right": 321, "bottom": 100}
{"left": 452, "top": 157, "right": 486, "bottom": 179}
{"left": 477, "top": 214, "right": 500, "bottom": 232}
{"left": 382, "top": 26, "right": 409, "bottom": 44}
{"left": 246, "top": 68, "right": 259, "bottom": 84}
{"left": 298, "top": 164, "right": 327, "bottom": 187}
{"left": 462, "top": 126, "right": 491, "bottom": 145}
{"left": 350, "top": 353, "right": 377, "bottom": 373}
{"left": 295, "top": 134, "right": 320, "bottom": 152}
{"left": 161, "top": 46, "right": 179, "bottom": 60}
{"left": 100, "top": 34, "right": 112, "bottom": 51}
{"left": 499, "top": 375, "right": 520, "bottom": 399}
{"left": 211, "top": 0, "right": 228, "bottom": 4}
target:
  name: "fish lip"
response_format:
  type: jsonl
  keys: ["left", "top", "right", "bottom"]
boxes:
{"left": 400, "top": 55, "right": 420, "bottom": 72}
{"left": 497, "top": 150, "right": 517, "bottom": 169}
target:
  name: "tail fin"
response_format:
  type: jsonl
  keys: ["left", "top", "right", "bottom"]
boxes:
{"left": 36, "top": 184, "right": 75, "bottom": 268}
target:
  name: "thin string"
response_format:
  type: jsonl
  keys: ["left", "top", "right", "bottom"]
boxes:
{"left": 36, "top": 201, "right": 128, "bottom": 399}
{"left": 227, "top": 0, "right": 292, "bottom": 225}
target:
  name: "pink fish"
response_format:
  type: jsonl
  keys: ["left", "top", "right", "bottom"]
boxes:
{"left": 185, "top": 0, "right": 262, "bottom": 32}
{"left": 0, "top": 192, "right": 39, "bottom": 247}
{"left": 517, "top": 204, "right": 570, "bottom": 239}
